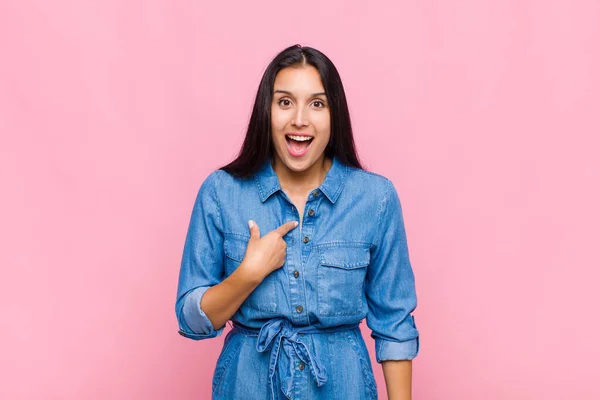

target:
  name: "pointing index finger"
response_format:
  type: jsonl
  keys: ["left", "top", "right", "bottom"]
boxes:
{"left": 275, "top": 221, "right": 299, "bottom": 236}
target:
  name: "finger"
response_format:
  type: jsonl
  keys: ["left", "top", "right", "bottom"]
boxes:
{"left": 274, "top": 220, "right": 299, "bottom": 237}
{"left": 248, "top": 220, "right": 261, "bottom": 239}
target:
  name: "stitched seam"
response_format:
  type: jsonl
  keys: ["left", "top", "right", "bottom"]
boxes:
{"left": 223, "top": 232, "right": 251, "bottom": 240}
{"left": 347, "top": 168, "right": 389, "bottom": 250}
{"left": 213, "top": 170, "right": 225, "bottom": 233}
{"left": 352, "top": 168, "right": 387, "bottom": 179}
{"left": 224, "top": 239, "right": 245, "bottom": 262}
{"left": 319, "top": 246, "right": 370, "bottom": 268}
{"left": 253, "top": 172, "right": 264, "bottom": 201}
{"left": 346, "top": 331, "right": 378, "bottom": 397}
{"left": 330, "top": 164, "right": 350, "bottom": 202}
{"left": 320, "top": 263, "right": 368, "bottom": 269}
{"left": 313, "top": 241, "right": 371, "bottom": 249}
{"left": 374, "top": 178, "right": 392, "bottom": 249}
{"left": 212, "top": 333, "right": 243, "bottom": 397}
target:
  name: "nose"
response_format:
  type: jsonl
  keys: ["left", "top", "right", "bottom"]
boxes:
{"left": 292, "top": 107, "right": 308, "bottom": 128}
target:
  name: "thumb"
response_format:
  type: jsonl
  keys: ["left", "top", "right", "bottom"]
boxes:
{"left": 248, "top": 220, "right": 260, "bottom": 239}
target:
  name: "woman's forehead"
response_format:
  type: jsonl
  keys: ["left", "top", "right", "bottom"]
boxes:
{"left": 273, "top": 66, "right": 325, "bottom": 95}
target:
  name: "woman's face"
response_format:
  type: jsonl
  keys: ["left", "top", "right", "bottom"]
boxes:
{"left": 270, "top": 65, "right": 331, "bottom": 173}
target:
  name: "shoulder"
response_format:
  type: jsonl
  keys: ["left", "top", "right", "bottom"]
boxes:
{"left": 194, "top": 169, "right": 226, "bottom": 201}
{"left": 197, "top": 170, "right": 222, "bottom": 194}
{"left": 200, "top": 168, "right": 244, "bottom": 186}
{"left": 198, "top": 168, "right": 255, "bottom": 198}
{"left": 344, "top": 166, "right": 403, "bottom": 220}
{"left": 345, "top": 166, "right": 395, "bottom": 197}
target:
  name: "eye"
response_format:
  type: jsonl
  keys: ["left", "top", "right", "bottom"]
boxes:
{"left": 312, "top": 100, "right": 325, "bottom": 108}
{"left": 278, "top": 99, "right": 292, "bottom": 107}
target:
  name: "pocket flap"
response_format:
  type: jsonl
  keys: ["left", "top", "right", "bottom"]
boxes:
{"left": 224, "top": 236, "right": 248, "bottom": 262}
{"left": 319, "top": 246, "right": 370, "bottom": 270}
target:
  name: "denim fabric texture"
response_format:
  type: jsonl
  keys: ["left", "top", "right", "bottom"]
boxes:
{"left": 175, "top": 155, "right": 420, "bottom": 399}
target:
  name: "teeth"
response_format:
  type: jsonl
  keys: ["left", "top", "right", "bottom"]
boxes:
{"left": 287, "top": 135, "right": 312, "bottom": 142}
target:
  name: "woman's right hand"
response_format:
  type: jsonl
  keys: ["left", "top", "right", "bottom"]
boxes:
{"left": 241, "top": 219, "right": 299, "bottom": 281}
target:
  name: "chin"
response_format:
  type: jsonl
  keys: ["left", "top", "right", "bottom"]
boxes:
{"left": 283, "top": 156, "right": 311, "bottom": 170}
{"left": 274, "top": 148, "right": 311, "bottom": 170}
{"left": 287, "top": 161, "right": 312, "bottom": 172}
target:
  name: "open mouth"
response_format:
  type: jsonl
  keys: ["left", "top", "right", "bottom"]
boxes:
{"left": 285, "top": 134, "right": 314, "bottom": 157}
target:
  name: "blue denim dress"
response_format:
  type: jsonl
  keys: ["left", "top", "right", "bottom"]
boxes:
{"left": 175, "top": 155, "right": 420, "bottom": 399}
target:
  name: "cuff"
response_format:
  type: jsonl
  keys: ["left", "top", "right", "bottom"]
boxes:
{"left": 375, "top": 337, "right": 420, "bottom": 362}
{"left": 179, "top": 287, "right": 224, "bottom": 340}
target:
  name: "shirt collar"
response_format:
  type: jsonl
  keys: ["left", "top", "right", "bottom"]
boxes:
{"left": 254, "top": 155, "right": 349, "bottom": 204}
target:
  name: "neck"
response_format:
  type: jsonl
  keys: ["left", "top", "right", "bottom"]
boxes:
{"left": 272, "top": 154, "right": 332, "bottom": 196}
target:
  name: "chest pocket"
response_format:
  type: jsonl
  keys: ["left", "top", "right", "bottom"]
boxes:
{"left": 224, "top": 236, "right": 278, "bottom": 314}
{"left": 316, "top": 245, "right": 370, "bottom": 316}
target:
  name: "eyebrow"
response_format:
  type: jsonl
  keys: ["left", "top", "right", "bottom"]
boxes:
{"left": 273, "top": 90, "right": 327, "bottom": 97}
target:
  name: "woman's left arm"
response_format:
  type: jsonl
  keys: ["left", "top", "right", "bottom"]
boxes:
{"left": 382, "top": 360, "right": 412, "bottom": 400}
{"left": 365, "top": 178, "right": 420, "bottom": 398}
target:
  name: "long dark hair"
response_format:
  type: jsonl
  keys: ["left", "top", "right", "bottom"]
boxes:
{"left": 219, "top": 44, "right": 364, "bottom": 178}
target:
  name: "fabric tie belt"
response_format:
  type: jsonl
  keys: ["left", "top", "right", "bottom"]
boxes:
{"left": 232, "top": 317, "right": 360, "bottom": 400}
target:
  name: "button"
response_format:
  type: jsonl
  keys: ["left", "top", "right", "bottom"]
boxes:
{"left": 296, "top": 305, "right": 303, "bottom": 313}
{"left": 293, "top": 270, "right": 299, "bottom": 278}
{"left": 299, "top": 362, "right": 305, "bottom": 370}
{"left": 308, "top": 209, "right": 315, "bottom": 217}
{"left": 312, "top": 190, "right": 319, "bottom": 197}
{"left": 303, "top": 236, "right": 309, "bottom": 244}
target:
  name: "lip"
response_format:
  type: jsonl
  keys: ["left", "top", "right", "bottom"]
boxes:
{"left": 284, "top": 134, "right": 314, "bottom": 158}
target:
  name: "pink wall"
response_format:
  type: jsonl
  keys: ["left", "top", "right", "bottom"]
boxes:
{"left": 1, "top": 0, "right": 599, "bottom": 398}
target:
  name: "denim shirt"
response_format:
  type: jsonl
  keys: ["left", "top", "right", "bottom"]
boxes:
{"left": 175, "top": 155, "right": 420, "bottom": 362}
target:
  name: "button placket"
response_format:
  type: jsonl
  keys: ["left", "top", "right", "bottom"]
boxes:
{"left": 286, "top": 191, "right": 322, "bottom": 325}
{"left": 284, "top": 195, "right": 309, "bottom": 325}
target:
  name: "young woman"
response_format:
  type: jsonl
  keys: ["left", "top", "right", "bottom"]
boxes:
{"left": 175, "top": 44, "right": 420, "bottom": 400}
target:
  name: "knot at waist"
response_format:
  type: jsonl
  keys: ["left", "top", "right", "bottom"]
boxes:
{"left": 231, "top": 318, "right": 359, "bottom": 400}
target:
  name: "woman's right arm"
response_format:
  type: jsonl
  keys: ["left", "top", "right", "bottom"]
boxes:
{"left": 198, "top": 260, "right": 263, "bottom": 331}
{"left": 200, "top": 219, "right": 298, "bottom": 331}
{"left": 175, "top": 171, "right": 297, "bottom": 340}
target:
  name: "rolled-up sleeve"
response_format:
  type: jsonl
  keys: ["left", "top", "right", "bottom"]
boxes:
{"left": 175, "top": 171, "right": 226, "bottom": 340}
{"left": 365, "top": 178, "right": 420, "bottom": 362}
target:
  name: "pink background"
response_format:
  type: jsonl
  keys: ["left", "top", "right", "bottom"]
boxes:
{"left": 1, "top": 0, "right": 599, "bottom": 398}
